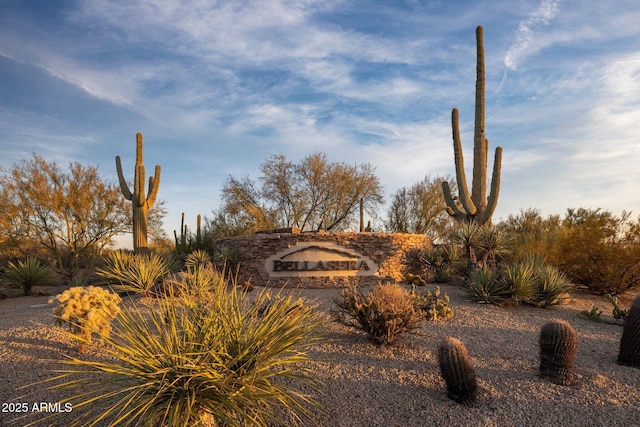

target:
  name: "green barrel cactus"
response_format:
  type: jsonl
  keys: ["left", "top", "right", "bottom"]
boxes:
{"left": 618, "top": 294, "right": 640, "bottom": 367}
{"left": 438, "top": 337, "right": 478, "bottom": 403}
{"left": 442, "top": 26, "right": 502, "bottom": 225}
{"left": 116, "top": 132, "right": 161, "bottom": 253}
{"left": 539, "top": 319, "right": 577, "bottom": 385}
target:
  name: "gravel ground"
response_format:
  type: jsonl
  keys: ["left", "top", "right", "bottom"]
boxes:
{"left": 1, "top": 283, "right": 639, "bottom": 426}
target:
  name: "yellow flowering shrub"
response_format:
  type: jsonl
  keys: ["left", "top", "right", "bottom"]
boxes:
{"left": 50, "top": 286, "right": 121, "bottom": 352}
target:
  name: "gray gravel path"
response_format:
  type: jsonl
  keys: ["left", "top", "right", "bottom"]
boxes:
{"left": 1, "top": 284, "right": 639, "bottom": 426}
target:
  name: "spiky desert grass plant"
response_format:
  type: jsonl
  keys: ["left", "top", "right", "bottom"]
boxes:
{"left": 35, "top": 269, "right": 325, "bottom": 427}
{"left": 334, "top": 283, "right": 425, "bottom": 345}
{"left": 96, "top": 251, "right": 173, "bottom": 296}
{"left": 462, "top": 266, "right": 509, "bottom": 305}
{"left": 184, "top": 249, "right": 212, "bottom": 270}
{"left": 500, "top": 261, "right": 539, "bottom": 305}
{"left": 49, "top": 286, "right": 122, "bottom": 353}
{"left": 4, "top": 255, "right": 54, "bottom": 296}
{"left": 535, "top": 265, "right": 573, "bottom": 308}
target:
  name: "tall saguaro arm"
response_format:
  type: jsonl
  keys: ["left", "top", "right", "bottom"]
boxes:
{"left": 442, "top": 25, "right": 502, "bottom": 226}
{"left": 115, "top": 132, "right": 161, "bottom": 253}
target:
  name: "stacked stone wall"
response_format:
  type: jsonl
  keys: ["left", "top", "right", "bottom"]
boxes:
{"left": 213, "top": 231, "right": 431, "bottom": 288}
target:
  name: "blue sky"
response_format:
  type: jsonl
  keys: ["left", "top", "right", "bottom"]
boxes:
{"left": 1, "top": 0, "right": 640, "bottom": 244}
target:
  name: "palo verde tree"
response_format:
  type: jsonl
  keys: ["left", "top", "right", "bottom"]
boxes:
{"left": 116, "top": 132, "right": 161, "bottom": 253}
{"left": 0, "top": 154, "right": 130, "bottom": 281}
{"left": 386, "top": 175, "right": 456, "bottom": 238}
{"left": 216, "top": 152, "right": 384, "bottom": 234}
{"left": 442, "top": 26, "right": 503, "bottom": 225}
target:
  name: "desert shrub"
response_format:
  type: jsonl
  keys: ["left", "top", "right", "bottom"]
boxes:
{"left": 497, "top": 208, "right": 562, "bottom": 263}
{"left": 38, "top": 268, "right": 324, "bottom": 427}
{"left": 334, "top": 283, "right": 425, "bottom": 345}
{"left": 96, "top": 251, "right": 174, "bottom": 296}
{"left": 413, "top": 286, "right": 454, "bottom": 321}
{"left": 551, "top": 208, "right": 640, "bottom": 294}
{"left": 49, "top": 285, "right": 121, "bottom": 352}
{"left": 438, "top": 337, "right": 478, "bottom": 403}
{"left": 4, "top": 255, "right": 54, "bottom": 296}
{"left": 462, "top": 267, "right": 508, "bottom": 305}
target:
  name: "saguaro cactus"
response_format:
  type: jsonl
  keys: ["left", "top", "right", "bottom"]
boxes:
{"left": 438, "top": 336, "right": 478, "bottom": 403}
{"left": 116, "top": 133, "right": 161, "bottom": 253}
{"left": 442, "top": 26, "right": 503, "bottom": 225}
{"left": 618, "top": 293, "right": 640, "bottom": 368}
{"left": 539, "top": 319, "right": 577, "bottom": 385}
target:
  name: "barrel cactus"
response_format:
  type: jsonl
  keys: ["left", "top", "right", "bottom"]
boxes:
{"left": 438, "top": 337, "right": 478, "bottom": 403}
{"left": 539, "top": 319, "right": 577, "bottom": 385}
{"left": 618, "top": 293, "right": 640, "bottom": 367}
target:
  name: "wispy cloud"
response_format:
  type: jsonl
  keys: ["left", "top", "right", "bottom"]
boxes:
{"left": 504, "top": 0, "right": 560, "bottom": 71}
{"left": 2, "top": 0, "right": 640, "bottom": 234}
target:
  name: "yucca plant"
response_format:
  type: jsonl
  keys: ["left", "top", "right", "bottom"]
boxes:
{"left": 421, "top": 245, "right": 458, "bottom": 283}
{"left": 96, "top": 251, "right": 173, "bottom": 296}
{"left": 477, "top": 225, "right": 510, "bottom": 268}
{"left": 184, "top": 249, "right": 212, "bottom": 270}
{"left": 450, "top": 221, "right": 484, "bottom": 272}
{"left": 334, "top": 283, "right": 425, "bottom": 345}
{"left": 500, "top": 261, "right": 539, "bottom": 306}
{"left": 4, "top": 255, "right": 54, "bottom": 296}
{"left": 462, "top": 266, "right": 509, "bottom": 305}
{"left": 35, "top": 268, "right": 324, "bottom": 427}
{"left": 535, "top": 266, "right": 573, "bottom": 308}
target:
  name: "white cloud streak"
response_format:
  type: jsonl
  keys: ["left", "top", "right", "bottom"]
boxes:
{"left": 504, "top": 0, "right": 560, "bottom": 70}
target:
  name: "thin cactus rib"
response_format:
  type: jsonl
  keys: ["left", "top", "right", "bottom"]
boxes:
{"left": 441, "top": 25, "right": 502, "bottom": 226}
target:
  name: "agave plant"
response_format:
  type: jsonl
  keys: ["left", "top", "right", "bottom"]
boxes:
{"left": 96, "top": 251, "right": 173, "bottom": 296}
{"left": 462, "top": 266, "right": 509, "bottom": 305}
{"left": 36, "top": 268, "right": 324, "bottom": 427}
{"left": 184, "top": 249, "right": 212, "bottom": 270}
{"left": 500, "top": 261, "right": 539, "bottom": 306}
{"left": 535, "top": 265, "right": 573, "bottom": 308}
{"left": 4, "top": 255, "right": 54, "bottom": 296}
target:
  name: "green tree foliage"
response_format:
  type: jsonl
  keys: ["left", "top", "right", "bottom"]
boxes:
{"left": 497, "top": 208, "right": 561, "bottom": 262}
{"left": 551, "top": 208, "right": 640, "bottom": 294}
{"left": 0, "top": 155, "right": 129, "bottom": 279}
{"left": 0, "top": 155, "right": 167, "bottom": 280}
{"left": 497, "top": 207, "right": 640, "bottom": 295}
{"left": 386, "top": 175, "right": 455, "bottom": 238}
{"left": 220, "top": 175, "right": 280, "bottom": 234}
{"left": 213, "top": 152, "right": 384, "bottom": 234}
